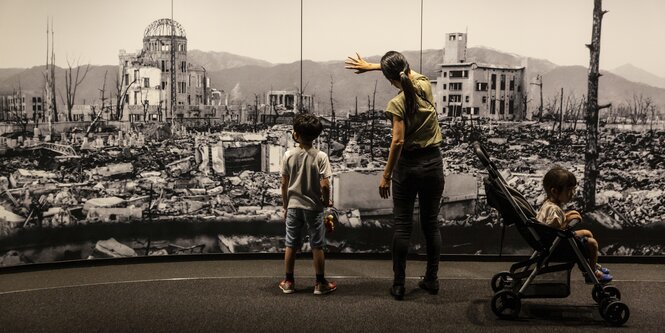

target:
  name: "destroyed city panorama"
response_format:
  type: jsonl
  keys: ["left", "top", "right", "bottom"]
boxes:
{"left": 0, "top": 14, "right": 664, "bottom": 266}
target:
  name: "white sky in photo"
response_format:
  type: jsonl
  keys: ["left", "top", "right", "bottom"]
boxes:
{"left": 0, "top": 0, "right": 664, "bottom": 76}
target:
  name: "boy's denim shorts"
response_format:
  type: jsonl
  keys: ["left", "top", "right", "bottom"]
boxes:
{"left": 285, "top": 208, "right": 326, "bottom": 249}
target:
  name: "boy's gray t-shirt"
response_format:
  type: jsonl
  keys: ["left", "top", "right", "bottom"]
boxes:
{"left": 281, "top": 146, "right": 333, "bottom": 211}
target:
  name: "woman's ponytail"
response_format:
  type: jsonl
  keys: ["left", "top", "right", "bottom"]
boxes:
{"left": 399, "top": 66, "right": 417, "bottom": 116}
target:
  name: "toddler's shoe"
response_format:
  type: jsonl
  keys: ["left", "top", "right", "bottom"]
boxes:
{"left": 313, "top": 280, "right": 337, "bottom": 295}
{"left": 597, "top": 272, "right": 613, "bottom": 284}
{"left": 279, "top": 280, "right": 295, "bottom": 294}
{"left": 584, "top": 271, "right": 613, "bottom": 284}
{"left": 596, "top": 263, "right": 610, "bottom": 274}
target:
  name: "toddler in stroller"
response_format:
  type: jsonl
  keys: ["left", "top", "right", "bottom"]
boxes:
{"left": 472, "top": 142, "right": 629, "bottom": 326}
{"left": 537, "top": 166, "right": 612, "bottom": 283}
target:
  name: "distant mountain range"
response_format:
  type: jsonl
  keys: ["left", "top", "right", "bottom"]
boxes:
{"left": 611, "top": 63, "right": 665, "bottom": 89}
{"left": 541, "top": 65, "right": 665, "bottom": 107}
{"left": 187, "top": 50, "right": 273, "bottom": 71}
{"left": 1, "top": 47, "right": 664, "bottom": 116}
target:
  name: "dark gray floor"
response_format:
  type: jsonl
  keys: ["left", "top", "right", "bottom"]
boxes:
{"left": 0, "top": 260, "right": 662, "bottom": 332}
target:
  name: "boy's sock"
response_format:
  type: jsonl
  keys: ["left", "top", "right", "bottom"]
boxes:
{"left": 316, "top": 274, "right": 326, "bottom": 284}
{"left": 285, "top": 273, "right": 294, "bottom": 282}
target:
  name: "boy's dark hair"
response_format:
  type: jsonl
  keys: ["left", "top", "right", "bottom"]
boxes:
{"left": 543, "top": 166, "right": 577, "bottom": 199}
{"left": 293, "top": 112, "right": 323, "bottom": 142}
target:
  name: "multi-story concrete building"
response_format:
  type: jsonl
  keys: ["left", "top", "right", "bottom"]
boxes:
{"left": 118, "top": 18, "right": 216, "bottom": 122}
{"left": 433, "top": 32, "right": 527, "bottom": 120}
{"left": 0, "top": 91, "right": 44, "bottom": 123}
{"left": 187, "top": 64, "right": 209, "bottom": 107}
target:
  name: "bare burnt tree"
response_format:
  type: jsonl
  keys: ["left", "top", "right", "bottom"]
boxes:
{"left": 370, "top": 79, "right": 377, "bottom": 161}
{"left": 60, "top": 59, "right": 91, "bottom": 121}
{"left": 254, "top": 93, "right": 259, "bottom": 132}
{"left": 86, "top": 70, "right": 108, "bottom": 135}
{"left": 9, "top": 83, "right": 29, "bottom": 134}
{"left": 328, "top": 74, "right": 336, "bottom": 154}
{"left": 367, "top": 95, "right": 372, "bottom": 154}
{"left": 572, "top": 94, "right": 586, "bottom": 131}
{"left": 558, "top": 87, "right": 564, "bottom": 135}
{"left": 115, "top": 63, "right": 136, "bottom": 120}
{"left": 46, "top": 18, "right": 59, "bottom": 123}
{"left": 613, "top": 103, "right": 629, "bottom": 123}
{"left": 530, "top": 74, "right": 544, "bottom": 121}
{"left": 563, "top": 93, "right": 574, "bottom": 124}
{"left": 626, "top": 93, "right": 653, "bottom": 125}
{"left": 649, "top": 103, "right": 659, "bottom": 133}
{"left": 546, "top": 93, "right": 559, "bottom": 133}
{"left": 583, "top": 0, "right": 611, "bottom": 211}
{"left": 560, "top": 92, "right": 583, "bottom": 131}
{"left": 544, "top": 93, "right": 559, "bottom": 120}
{"left": 521, "top": 93, "right": 531, "bottom": 122}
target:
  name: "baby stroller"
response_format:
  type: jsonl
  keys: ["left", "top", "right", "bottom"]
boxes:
{"left": 472, "top": 141, "right": 629, "bottom": 326}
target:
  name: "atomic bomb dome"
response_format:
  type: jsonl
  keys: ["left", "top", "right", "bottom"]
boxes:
{"left": 143, "top": 18, "right": 187, "bottom": 38}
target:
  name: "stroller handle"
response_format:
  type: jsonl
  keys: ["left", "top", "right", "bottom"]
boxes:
{"left": 472, "top": 141, "right": 491, "bottom": 168}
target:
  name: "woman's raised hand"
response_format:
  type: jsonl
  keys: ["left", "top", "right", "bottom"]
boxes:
{"left": 345, "top": 53, "right": 377, "bottom": 74}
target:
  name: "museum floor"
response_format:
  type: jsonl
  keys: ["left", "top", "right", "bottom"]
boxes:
{"left": 1, "top": 258, "right": 663, "bottom": 332}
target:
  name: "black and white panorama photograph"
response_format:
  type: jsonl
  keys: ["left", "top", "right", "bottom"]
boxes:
{"left": 0, "top": 0, "right": 663, "bottom": 267}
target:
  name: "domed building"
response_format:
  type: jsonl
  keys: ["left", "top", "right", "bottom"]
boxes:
{"left": 117, "top": 18, "right": 217, "bottom": 122}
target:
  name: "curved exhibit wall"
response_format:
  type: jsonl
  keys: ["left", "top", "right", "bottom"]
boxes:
{"left": 1, "top": 0, "right": 664, "bottom": 267}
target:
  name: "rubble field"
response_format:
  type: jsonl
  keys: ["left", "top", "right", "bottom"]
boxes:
{"left": 0, "top": 119, "right": 663, "bottom": 264}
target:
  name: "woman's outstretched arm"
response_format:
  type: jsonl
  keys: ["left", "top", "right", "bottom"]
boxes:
{"left": 345, "top": 53, "right": 381, "bottom": 74}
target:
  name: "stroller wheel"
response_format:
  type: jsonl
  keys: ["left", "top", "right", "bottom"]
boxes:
{"left": 601, "top": 301, "right": 630, "bottom": 326}
{"left": 491, "top": 290, "right": 521, "bottom": 320}
{"left": 592, "top": 285, "right": 622, "bottom": 304}
{"left": 491, "top": 272, "right": 513, "bottom": 292}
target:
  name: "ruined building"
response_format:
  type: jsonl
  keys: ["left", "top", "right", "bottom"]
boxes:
{"left": 433, "top": 33, "right": 527, "bottom": 120}
{"left": 0, "top": 91, "right": 44, "bottom": 123}
{"left": 262, "top": 90, "right": 313, "bottom": 124}
{"left": 117, "top": 18, "right": 219, "bottom": 122}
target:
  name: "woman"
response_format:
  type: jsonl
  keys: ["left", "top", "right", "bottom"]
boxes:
{"left": 345, "top": 51, "right": 445, "bottom": 300}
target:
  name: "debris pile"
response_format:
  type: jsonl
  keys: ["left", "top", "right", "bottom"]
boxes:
{"left": 436, "top": 121, "right": 664, "bottom": 228}
{"left": 0, "top": 128, "right": 289, "bottom": 237}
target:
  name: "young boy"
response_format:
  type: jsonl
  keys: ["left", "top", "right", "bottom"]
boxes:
{"left": 279, "top": 113, "right": 336, "bottom": 295}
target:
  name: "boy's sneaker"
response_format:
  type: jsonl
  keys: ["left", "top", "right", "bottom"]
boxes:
{"left": 279, "top": 280, "right": 295, "bottom": 294}
{"left": 313, "top": 281, "right": 337, "bottom": 295}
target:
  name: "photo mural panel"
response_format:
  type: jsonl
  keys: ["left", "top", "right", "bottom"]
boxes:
{"left": 1, "top": 0, "right": 664, "bottom": 267}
